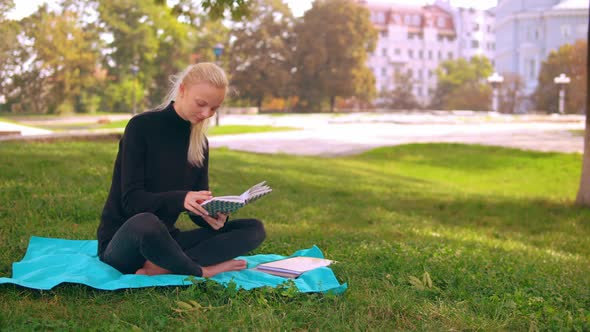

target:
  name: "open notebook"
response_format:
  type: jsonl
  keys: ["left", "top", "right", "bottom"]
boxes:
{"left": 195, "top": 181, "right": 272, "bottom": 215}
{"left": 253, "top": 256, "right": 334, "bottom": 278}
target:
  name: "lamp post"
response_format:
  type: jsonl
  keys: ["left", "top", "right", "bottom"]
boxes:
{"left": 213, "top": 43, "right": 224, "bottom": 126}
{"left": 553, "top": 73, "right": 571, "bottom": 114}
{"left": 487, "top": 72, "right": 504, "bottom": 113}
{"left": 130, "top": 64, "right": 139, "bottom": 115}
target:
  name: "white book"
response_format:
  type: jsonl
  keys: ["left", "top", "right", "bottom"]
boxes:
{"left": 253, "top": 256, "right": 334, "bottom": 278}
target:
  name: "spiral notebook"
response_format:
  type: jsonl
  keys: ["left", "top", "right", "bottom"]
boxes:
{"left": 197, "top": 181, "right": 272, "bottom": 215}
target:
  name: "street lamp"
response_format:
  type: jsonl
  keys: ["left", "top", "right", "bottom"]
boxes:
{"left": 487, "top": 72, "right": 504, "bottom": 113}
{"left": 212, "top": 43, "right": 224, "bottom": 126}
{"left": 553, "top": 73, "right": 571, "bottom": 114}
{"left": 130, "top": 64, "right": 139, "bottom": 115}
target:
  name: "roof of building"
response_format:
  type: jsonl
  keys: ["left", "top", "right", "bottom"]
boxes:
{"left": 553, "top": 0, "right": 590, "bottom": 10}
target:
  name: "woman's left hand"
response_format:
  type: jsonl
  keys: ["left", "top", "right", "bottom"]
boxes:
{"left": 202, "top": 212, "right": 229, "bottom": 230}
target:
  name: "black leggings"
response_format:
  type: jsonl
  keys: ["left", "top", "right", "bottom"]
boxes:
{"left": 99, "top": 212, "right": 266, "bottom": 276}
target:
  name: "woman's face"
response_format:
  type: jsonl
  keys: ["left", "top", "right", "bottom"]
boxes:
{"left": 175, "top": 82, "right": 225, "bottom": 124}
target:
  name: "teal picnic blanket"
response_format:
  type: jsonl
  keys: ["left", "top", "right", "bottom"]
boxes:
{"left": 0, "top": 237, "right": 347, "bottom": 294}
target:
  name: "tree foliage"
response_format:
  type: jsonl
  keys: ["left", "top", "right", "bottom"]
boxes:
{"left": 498, "top": 72, "right": 525, "bottom": 114}
{"left": 379, "top": 72, "right": 421, "bottom": 110}
{"left": 4, "top": 3, "right": 101, "bottom": 114}
{"left": 0, "top": 0, "right": 249, "bottom": 114}
{"left": 532, "top": 39, "right": 587, "bottom": 114}
{"left": 229, "top": 0, "right": 295, "bottom": 109}
{"left": 294, "top": 0, "right": 377, "bottom": 112}
{"left": 430, "top": 56, "right": 493, "bottom": 110}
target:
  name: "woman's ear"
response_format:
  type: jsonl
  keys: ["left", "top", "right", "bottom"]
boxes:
{"left": 179, "top": 84, "right": 185, "bottom": 98}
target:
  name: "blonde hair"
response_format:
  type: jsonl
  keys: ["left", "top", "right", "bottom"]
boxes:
{"left": 158, "top": 62, "right": 228, "bottom": 167}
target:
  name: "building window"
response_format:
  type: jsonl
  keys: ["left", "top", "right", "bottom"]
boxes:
{"left": 381, "top": 67, "right": 387, "bottom": 76}
{"left": 418, "top": 69, "right": 423, "bottom": 79}
{"left": 376, "top": 12, "right": 385, "bottom": 24}
{"left": 428, "top": 50, "right": 432, "bottom": 60}
{"left": 438, "top": 50, "right": 442, "bottom": 59}
{"left": 408, "top": 49, "right": 414, "bottom": 58}
{"left": 419, "top": 50, "right": 423, "bottom": 59}
{"left": 473, "top": 23, "right": 480, "bottom": 31}
{"left": 382, "top": 48, "right": 387, "bottom": 56}
{"left": 412, "top": 15, "right": 421, "bottom": 25}
{"left": 395, "top": 48, "right": 401, "bottom": 55}
{"left": 528, "top": 59, "right": 536, "bottom": 80}
{"left": 472, "top": 40, "right": 479, "bottom": 48}
{"left": 428, "top": 69, "right": 433, "bottom": 78}
{"left": 448, "top": 51, "right": 453, "bottom": 59}
{"left": 380, "top": 30, "right": 388, "bottom": 38}
{"left": 407, "top": 68, "right": 413, "bottom": 78}
{"left": 487, "top": 25, "right": 491, "bottom": 33}
{"left": 404, "top": 15, "right": 412, "bottom": 25}
{"left": 437, "top": 17, "right": 445, "bottom": 28}
{"left": 561, "top": 25, "right": 571, "bottom": 38}
{"left": 534, "top": 28, "right": 540, "bottom": 40}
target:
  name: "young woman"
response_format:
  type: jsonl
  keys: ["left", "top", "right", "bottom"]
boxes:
{"left": 97, "top": 63, "right": 266, "bottom": 278}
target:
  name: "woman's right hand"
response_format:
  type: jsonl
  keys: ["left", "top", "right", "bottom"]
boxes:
{"left": 184, "top": 191, "right": 212, "bottom": 217}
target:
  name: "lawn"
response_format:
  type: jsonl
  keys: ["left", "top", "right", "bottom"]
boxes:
{"left": 14, "top": 119, "right": 297, "bottom": 136}
{"left": 0, "top": 142, "right": 588, "bottom": 330}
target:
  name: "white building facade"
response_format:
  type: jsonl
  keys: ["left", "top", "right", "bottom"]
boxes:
{"left": 494, "top": 0, "right": 588, "bottom": 95}
{"left": 362, "top": 1, "right": 495, "bottom": 106}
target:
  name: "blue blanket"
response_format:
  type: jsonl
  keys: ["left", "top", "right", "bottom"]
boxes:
{"left": 0, "top": 237, "right": 347, "bottom": 294}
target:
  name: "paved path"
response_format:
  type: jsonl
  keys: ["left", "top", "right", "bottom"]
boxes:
{"left": 209, "top": 121, "right": 584, "bottom": 155}
{"left": 211, "top": 112, "right": 585, "bottom": 155}
{"left": 1, "top": 112, "right": 585, "bottom": 155}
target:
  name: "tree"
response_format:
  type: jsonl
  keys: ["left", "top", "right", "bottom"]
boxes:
{"left": 532, "top": 40, "right": 587, "bottom": 114}
{"left": 4, "top": 3, "right": 100, "bottom": 114}
{"left": 430, "top": 55, "right": 493, "bottom": 110}
{"left": 295, "top": 0, "right": 377, "bottom": 112}
{"left": 498, "top": 72, "right": 525, "bottom": 113}
{"left": 0, "top": 3, "right": 21, "bottom": 111}
{"left": 575, "top": 10, "right": 590, "bottom": 206}
{"left": 0, "top": 0, "right": 14, "bottom": 20}
{"left": 229, "top": 0, "right": 295, "bottom": 110}
{"left": 379, "top": 72, "right": 420, "bottom": 110}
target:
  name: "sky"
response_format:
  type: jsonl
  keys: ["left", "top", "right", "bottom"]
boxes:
{"left": 7, "top": 0, "right": 498, "bottom": 20}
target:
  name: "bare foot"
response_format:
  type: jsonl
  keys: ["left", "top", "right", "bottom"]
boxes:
{"left": 135, "top": 260, "right": 171, "bottom": 276}
{"left": 201, "top": 259, "right": 247, "bottom": 278}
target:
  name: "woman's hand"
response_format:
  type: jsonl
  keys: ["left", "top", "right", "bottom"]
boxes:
{"left": 184, "top": 191, "right": 212, "bottom": 216}
{"left": 201, "top": 212, "right": 229, "bottom": 230}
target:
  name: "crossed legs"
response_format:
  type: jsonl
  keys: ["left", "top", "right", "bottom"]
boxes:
{"left": 100, "top": 212, "right": 265, "bottom": 277}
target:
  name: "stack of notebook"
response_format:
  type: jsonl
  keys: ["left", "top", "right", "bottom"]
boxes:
{"left": 253, "top": 256, "right": 334, "bottom": 278}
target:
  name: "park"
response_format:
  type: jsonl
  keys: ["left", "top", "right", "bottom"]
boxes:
{"left": 1, "top": 0, "right": 589, "bottom": 330}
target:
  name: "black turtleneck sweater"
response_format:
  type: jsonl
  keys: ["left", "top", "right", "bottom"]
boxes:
{"left": 97, "top": 102, "right": 209, "bottom": 257}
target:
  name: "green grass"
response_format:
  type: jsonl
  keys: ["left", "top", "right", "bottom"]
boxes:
{"left": 571, "top": 129, "right": 585, "bottom": 137}
{"left": 21, "top": 119, "right": 297, "bottom": 136}
{"left": 207, "top": 125, "right": 297, "bottom": 136}
{"left": 0, "top": 142, "right": 589, "bottom": 330}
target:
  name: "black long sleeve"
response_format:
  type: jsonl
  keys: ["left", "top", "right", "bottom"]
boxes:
{"left": 97, "top": 102, "right": 208, "bottom": 256}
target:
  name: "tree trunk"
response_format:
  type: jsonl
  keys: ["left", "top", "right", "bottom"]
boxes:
{"left": 256, "top": 97, "right": 263, "bottom": 113}
{"left": 575, "top": 14, "right": 590, "bottom": 205}
{"left": 330, "top": 96, "right": 335, "bottom": 112}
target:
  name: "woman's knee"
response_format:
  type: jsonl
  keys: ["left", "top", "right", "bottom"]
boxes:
{"left": 242, "top": 218, "right": 266, "bottom": 244}
{"left": 126, "top": 212, "right": 166, "bottom": 237}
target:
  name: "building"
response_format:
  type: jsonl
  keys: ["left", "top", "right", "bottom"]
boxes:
{"left": 494, "top": 0, "right": 589, "bottom": 95}
{"left": 362, "top": 0, "right": 495, "bottom": 106}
